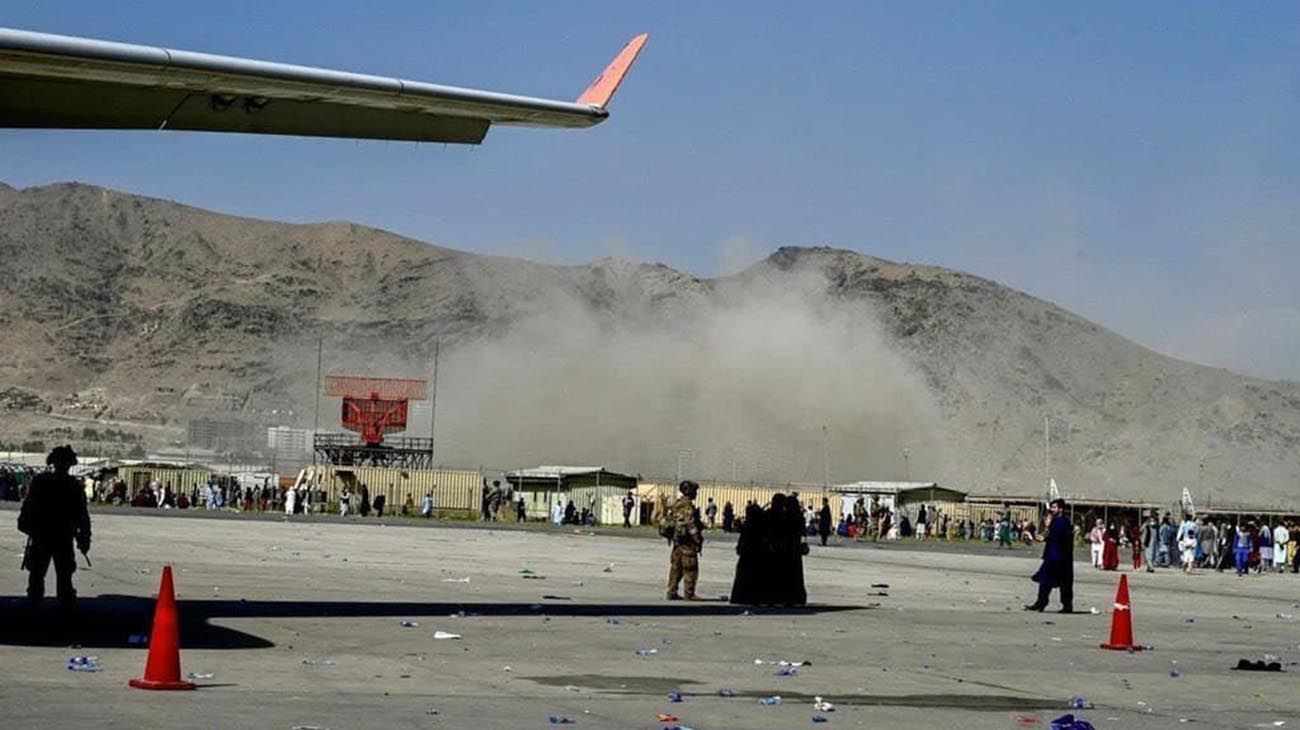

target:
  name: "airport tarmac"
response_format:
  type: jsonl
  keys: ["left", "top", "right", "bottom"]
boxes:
{"left": 0, "top": 509, "right": 1296, "bottom": 729}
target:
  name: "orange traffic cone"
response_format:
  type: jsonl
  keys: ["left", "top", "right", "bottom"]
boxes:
{"left": 1099, "top": 574, "right": 1143, "bottom": 651}
{"left": 129, "top": 565, "right": 197, "bottom": 690}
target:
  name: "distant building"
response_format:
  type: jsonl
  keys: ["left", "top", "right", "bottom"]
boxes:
{"left": 267, "top": 426, "right": 315, "bottom": 471}
{"left": 505, "top": 466, "right": 638, "bottom": 523}
{"left": 829, "top": 481, "right": 967, "bottom": 519}
{"left": 186, "top": 418, "right": 262, "bottom": 453}
{"left": 266, "top": 426, "right": 313, "bottom": 454}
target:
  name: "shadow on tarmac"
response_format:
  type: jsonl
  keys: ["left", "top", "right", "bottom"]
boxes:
{"left": 0, "top": 595, "right": 864, "bottom": 649}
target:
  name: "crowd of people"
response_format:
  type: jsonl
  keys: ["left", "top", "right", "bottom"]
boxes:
{"left": 0, "top": 465, "right": 42, "bottom": 501}
{"left": 1080, "top": 511, "right": 1300, "bottom": 576}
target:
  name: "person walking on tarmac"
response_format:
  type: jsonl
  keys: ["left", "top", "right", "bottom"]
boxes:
{"left": 18, "top": 445, "right": 92, "bottom": 612}
{"left": 663, "top": 480, "right": 704, "bottom": 600}
{"left": 1024, "top": 498, "right": 1074, "bottom": 613}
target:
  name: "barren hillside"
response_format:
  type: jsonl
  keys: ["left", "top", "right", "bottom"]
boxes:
{"left": 1, "top": 182, "right": 1297, "bottom": 504}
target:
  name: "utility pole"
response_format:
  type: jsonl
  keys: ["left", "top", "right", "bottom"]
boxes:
{"left": 1044, "top": 415, "right": 1050, "bottom": 492}
{"left": 429, "top": 337, "right": 440, "bottom": 467}
{"left": 312, "top": 337, "right": 323, "bottom": 466}
{"left": 821, "top": 425, "right": 830, "bottom": 488}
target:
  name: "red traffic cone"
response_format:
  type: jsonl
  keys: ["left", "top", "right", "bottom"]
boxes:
{"left": 1100, "top": 574, "right": 1143, "bottom": 651}
{"left": 129, "top": 565, "right": 197, "bottom": 690}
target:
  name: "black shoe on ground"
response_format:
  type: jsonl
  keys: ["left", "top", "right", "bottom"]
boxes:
{"left": 1022, "top": 604, "right": 1045, "bottom": 612}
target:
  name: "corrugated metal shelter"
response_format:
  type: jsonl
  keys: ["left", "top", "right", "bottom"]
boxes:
{"left": 830, "top": 482, "right": 967, "bottom": 521}
{"left": 639, "top": 480, "right": 832, "bottom": 528}
{"left": 506, "top": 466, "right": 637, "bottom": 524}
{"left": 961, "top": 494, "right": 1044, "bottom": 526}
{"left": 117, "top": 463, "right": 212, "bottom": 497}
{"left": 311, "top": 465, "right": 482, "bottom": 517}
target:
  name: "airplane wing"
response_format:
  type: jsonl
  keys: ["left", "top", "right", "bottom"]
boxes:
{"left": 0, "top": 28, "right": 647, "bottom": 144}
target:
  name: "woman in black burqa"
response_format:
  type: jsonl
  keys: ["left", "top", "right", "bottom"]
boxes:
{"left": 779, "top": 493, "right": 808, "bottom": 606}
{"left": 729, "top": 493, "right": 809, "bottom": 606}
{"left": 729, "top": 501, "right": 767, "bottom": 604}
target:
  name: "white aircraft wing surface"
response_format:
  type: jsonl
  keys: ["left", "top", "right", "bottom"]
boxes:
{"left": 0, "top": 28, "right": 647, "bottom": 143}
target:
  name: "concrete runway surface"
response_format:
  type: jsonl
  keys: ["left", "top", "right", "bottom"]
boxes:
{"left": 0, "top": 509, "right": 1297, "bottom": 729}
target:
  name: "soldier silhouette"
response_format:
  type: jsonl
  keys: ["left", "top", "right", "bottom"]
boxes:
{"left": 18, "top": 445, "right": 92, "bottom": 613}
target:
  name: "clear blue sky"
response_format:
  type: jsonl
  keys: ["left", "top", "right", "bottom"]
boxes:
{"left": 3, "top": 2, "right": 1298, "bottom": 380}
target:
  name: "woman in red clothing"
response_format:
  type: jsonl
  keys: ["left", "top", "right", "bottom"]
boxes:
{"left": 1101, "top": 524, "right": 1120, "bottom": 571}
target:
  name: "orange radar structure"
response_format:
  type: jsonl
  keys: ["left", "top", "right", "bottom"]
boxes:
{"left": 317, "top": 375, "right": 433, "bottom": 468}
{"left": 324, "top": 375, "right": 427, "bottom": 447}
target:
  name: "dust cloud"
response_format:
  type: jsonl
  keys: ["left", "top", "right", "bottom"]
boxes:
{"left": 426, "top": 266, "right": 945, "bottom": 485}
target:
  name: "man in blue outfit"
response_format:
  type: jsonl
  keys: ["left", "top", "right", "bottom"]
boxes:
{"left": 1025, "top": 498, "right": 1074, "bottom": 613}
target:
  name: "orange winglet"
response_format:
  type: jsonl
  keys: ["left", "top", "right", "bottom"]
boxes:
{"left": 576, "top": 33, "right": 648, "bottom": 108}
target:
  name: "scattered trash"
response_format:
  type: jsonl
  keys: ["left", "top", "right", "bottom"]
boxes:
{"left": 602, "top": 564, "right": 614, "bottom": 573}
{"left": 812, "top": 716, "right": 829, "bottom": 724}
{"left": 759, "top": 696, "right": 782, "bottom": 705}
{"left": 813, "top": 696, "right": 835, "bottom": 712}
{"left": 441, "top": 577, "right": 470, "bottom": 583}
{"left": 128, "top": 633, "right": 149, "bottom": 645}
{"left": 1276, "top": 613, "right": 1294, "bottom": 619}
{"left": 1184, "top": 618, "right": 1195, "bottom": 623}
{"left": 1015, "top": 716, "right": 1041, "bottom": 727}
{"left": 135, "top": 568, "right": 149, "bottom": 574}
{"left": 548, "top": 716, "right": 575, "bottom": 725}
{"left": 400, "top": 621, "right": 420, "bottom": 628}
{"left": 1068, "top": 696, "right": 1094, "bottom": 709}
{"left": 1169, "top": 661, "right": 1181, "bottom": 678}
{"left": 572, "top": 581, "right": 585, "bottom": 587}
{"left": 604, "top": 618, "right": 621, "bottom": 625}
{"left": 523, "top": 575, "right": 547, "bottom": 580}
{"left": 433, "top": 631, "right": 462, "bottom": 640}
{"left": 870, "top": 583, "right": 889, "bottom": 588}
{"left": 1234, "top": 659, "right": 1284, "bottom": 672}
{"left": 301, "top": 659, "right": 336, "bottom": 666}
{"left": 503, "top": 666, "right": 512, "bottom": 672}
{"left": 755, "top": 659, "right": 809, "bottom": 667}
{"left": 666, "top": 692, "right": 683, "bottom": 703}
{"left": 776, "top": 666, "right": 799, "bottom": 677}
{"left": 717, "top": 688, "right": 736, "bottom": 697}
{"left": 426, "top": 708, "right": 439, "bottom": 716}
{"left": 874, "top": 591, "right": 889, "bottom": 597}
{"left": 187, "top": 672, "right": 215, "bottom": 679}
{"left": 635, "top": 648, "right": 659, "bottom": 656}
{"left": 67, "top": 656, "right": 102, "bottom": 672}
{"left": 1049, "top": 714, "right": 1096, "bottom": 730}
{"left": 542, "top": 595, "right": 571, "bottom": 600}
{"left": 291, "top": 726, "right": 328, "bottom": 730}
{"left": 519, "top": 568, "right": 536, "bottom": 574}
{"left": 1089, "top": 607, "right": 1100, "bottom": 615}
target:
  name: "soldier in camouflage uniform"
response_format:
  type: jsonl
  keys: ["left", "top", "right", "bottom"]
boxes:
{"left": 664, "top": 480, "right": 704, "bottom": 600}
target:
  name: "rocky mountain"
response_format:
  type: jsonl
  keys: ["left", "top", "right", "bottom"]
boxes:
{"left": 1, "top": 181, "right": 1297, "bottom": 505}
